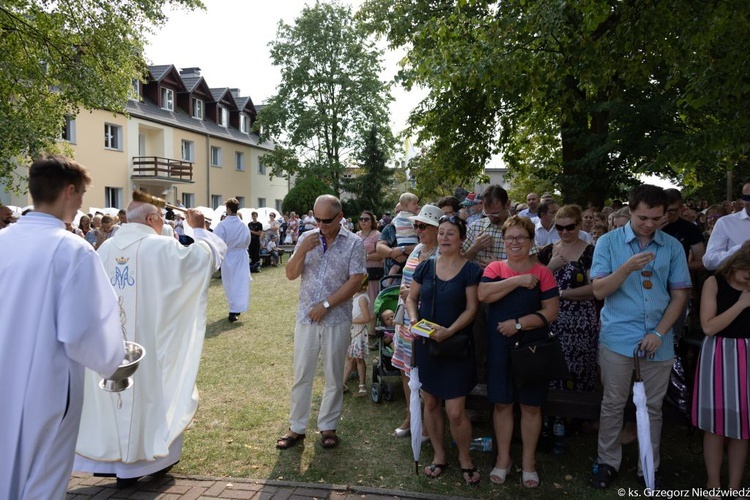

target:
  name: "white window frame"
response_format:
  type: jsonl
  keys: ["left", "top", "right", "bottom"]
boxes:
{"left": 181, "top": 140, "right": 194, "bottom": 162}
{"left": 258, "top": 158, "right": 266, "bottom": 175}
{"left": 240, "top": 113, "right": 250, "bottom": 134}
{"left": 181, "top": 193, "right": 195, "bottom": 208}
{"left": 210, "top": 194, "right": 223, "bottom": 210}
{"left": 218, "top": 106, "right": 228, "bottom": 127}
{"left": 60, "top": 115, "right": 76, "bottom": 143}
{"left": 104, "top": 123, "right": 122, "bottom": 151}
{"left": 104, "top": 187, "right": 123, "bottom": 208}
{"left": 236, "top": 196, "right": 245, "bottom": 208}
{"left": 191, "top": 98, "right": 204, "bottom": 120}
{"left": 210, "top": 146, "right": 222, "bottom": 167}
{"left": 235, "top": 151, "right": 245, "bottom": 171}
{"left": 275, "top": 199, "right": 283, "bottom": 212}
{"left": 257, "top": 197, "right": 266, "bottom": 208}
{"left": 161, "top": 88, "right": 175, "bottom": 111}
{"left": 129, "top": 79, "right": 140, "bottom": 101}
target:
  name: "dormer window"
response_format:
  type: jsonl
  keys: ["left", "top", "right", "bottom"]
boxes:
{"left": 129, "top": 79, "right": 140, "bottom": 101}
{"left": 161, "top": 88, "right": 175, "bottom": 111}
{"left": 218, "top": 106, "right": 228, "bottom": 127}
{"left": 192, "top": 98, "right": 204, "bottom": 120}
{"left": 240, "top": 113, "right": 250, "bottom": 134}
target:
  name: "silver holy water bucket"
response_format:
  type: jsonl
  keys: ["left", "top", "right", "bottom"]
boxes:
{"left": 99, "top": 341, "right": 146, "bottom": 392}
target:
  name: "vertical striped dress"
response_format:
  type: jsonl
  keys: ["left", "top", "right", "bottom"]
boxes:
{"left": 692, "top": 274, "right": 750, "bottom": 439}
{"left": 391, "top": 245, "right": 437, "bottom": 375}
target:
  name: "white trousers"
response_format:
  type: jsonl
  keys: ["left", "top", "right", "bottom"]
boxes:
{"left": 289, "top": 322, "right": 351, "bottom": 435}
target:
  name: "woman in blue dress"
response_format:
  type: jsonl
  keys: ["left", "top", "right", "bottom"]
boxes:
{"left": 406, "top": 215, "right": 482, "bottom": 486}
{"left": 478, "top": 216, "right": 559, "bottom": 489}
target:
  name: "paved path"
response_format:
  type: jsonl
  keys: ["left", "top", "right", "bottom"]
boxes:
{"left": 67, "top": 473, "right": 461, "bottom": 500}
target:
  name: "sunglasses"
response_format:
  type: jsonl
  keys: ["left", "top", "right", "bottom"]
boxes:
{"left": 439, "top": 215, "right": 461, "bottom": 224}
{"left": 413, "top": 223, "right": 430, "bottom": 230}
{"left": 742, "top": 195, "right": 750, "bottom": 202}
{"left": 554, "top": 223, "right": 577, "bottom": 232}
{"left": 641, "top": 270, "right": 653, "bottom": 289}
{"left": 314, "top": 212, "right": 340, "bottom": 224}
{"left": 359, "top": 217, "right": 372, "bottom": 221}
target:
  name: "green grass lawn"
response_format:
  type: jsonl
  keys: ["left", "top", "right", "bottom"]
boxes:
{"left": 177, "top": 264, "right": 708, "bottom": 499}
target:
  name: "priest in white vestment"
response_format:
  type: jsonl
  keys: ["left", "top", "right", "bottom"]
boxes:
{"left": 214, "top": 198, "right": 251, "bottom": 322}
{"left": 74, "top": 194, "right": 226, "bottom": 486}
{"left": 0, "top": 155, "right": 124, "bottom": 500}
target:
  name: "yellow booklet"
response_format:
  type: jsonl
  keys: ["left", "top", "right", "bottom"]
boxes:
{"left": 411, "top": 319, "right": 441, "bottom": 338}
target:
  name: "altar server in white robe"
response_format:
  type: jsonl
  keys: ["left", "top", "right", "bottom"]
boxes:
{"left": 0, "top": 155, "right": 124, "bottom": 500}
{"left": 74, "top": 191, "right": 226, "bottom": 487}
{"left": 214, "top": 198, "right": 251, "bottom": 322}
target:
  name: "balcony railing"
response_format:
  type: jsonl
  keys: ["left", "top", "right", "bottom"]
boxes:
{"left": 132, "top": 156, "right": 193, "bottom": 182}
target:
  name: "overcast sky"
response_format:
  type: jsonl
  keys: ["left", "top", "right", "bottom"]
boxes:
{"left": 145, "top": 0, "right": 421, "bottom": 136}
{"left": 145, "top": 1, "right": 675, "bottom": 188}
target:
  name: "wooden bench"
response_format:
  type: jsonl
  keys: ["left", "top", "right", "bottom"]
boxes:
{"left": 467, "top": 383, "right": 602, "bottom": 421}
{"left": 259, "top": 249, "right": 284, "bottom": 267}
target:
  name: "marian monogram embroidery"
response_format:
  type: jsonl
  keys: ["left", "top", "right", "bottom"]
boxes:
{"left": 111, "top": 256, "right": 135, "bottom": 289}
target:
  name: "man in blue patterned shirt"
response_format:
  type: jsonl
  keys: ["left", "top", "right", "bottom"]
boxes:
{"left": 590, "top": 184, "right": 691, "bottom": 490}
{"left": 276, "top": 195, "right": 366, "bottom": 450}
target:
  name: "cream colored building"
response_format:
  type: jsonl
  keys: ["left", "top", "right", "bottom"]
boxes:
{"left": 1, "top": 65, "right": 287, "bottom": 211}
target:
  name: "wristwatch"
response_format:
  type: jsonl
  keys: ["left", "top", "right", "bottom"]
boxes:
{"left": 323, "top": 300, "right": 331, "bottom": 310}
{"left": 400, "top": 246, "right": 406, "bottom": 254}
{"left": 515, "top": 319, "right": 522, "bottom": 331}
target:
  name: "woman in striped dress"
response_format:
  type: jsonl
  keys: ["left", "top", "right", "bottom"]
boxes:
{"left": 390, "top": 205, "right": 441, "bottom": 438}
{"left": 693, "top": 243, "right": 750, "bottom": 495}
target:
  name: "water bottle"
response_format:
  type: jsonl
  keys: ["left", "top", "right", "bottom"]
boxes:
{"left": 552, "top": 416, "right": 566, "bottom": 455}
{"left": 469, "top": 436, "right": 493, "bottom": 452}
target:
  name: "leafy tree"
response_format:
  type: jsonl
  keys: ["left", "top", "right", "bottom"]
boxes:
{"left": 258, "top": 1, "right": 395, "bottom": 197}
{"left": 342, "top": 126, "right": 394, "bottom": 217}
{"left": 0, "top": 0, "right": 203, "bottom": 191}
{"left": 281, "top": 176, "right": 334, "bottom": 216}
{"left": 360, "top": 0, "right": 750, "bottom": 206}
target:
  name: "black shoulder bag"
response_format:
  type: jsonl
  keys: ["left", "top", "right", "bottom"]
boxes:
{"left": 509, "top": 312, "right": 569, "bottom": 387}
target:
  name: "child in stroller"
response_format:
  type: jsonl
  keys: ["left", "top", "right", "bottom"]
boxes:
{"left": 371, "top": 279, "right": 402, "bottom": 403}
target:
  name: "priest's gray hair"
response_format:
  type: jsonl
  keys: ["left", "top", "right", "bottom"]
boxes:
{"left": 127, "top": 201, "right": 159, "bottom": 223}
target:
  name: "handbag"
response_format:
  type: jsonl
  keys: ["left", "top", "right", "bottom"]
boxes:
{"left": 367, "top": 266, "right": 385, "bottom": 281}
{"left": 509, "top": 331, "right": 569, "bottom": 387}
{"left": 428, "top": 332, "right": 471, "bottom": 359}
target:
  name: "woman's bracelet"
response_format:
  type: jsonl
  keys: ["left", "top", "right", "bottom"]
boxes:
{"left": 649, "top": 330, "right": 664, "bottom": 340}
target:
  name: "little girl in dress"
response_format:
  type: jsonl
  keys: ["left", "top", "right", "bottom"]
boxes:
{"left": 343, "top": 278, "right": 372, "bottom": 397}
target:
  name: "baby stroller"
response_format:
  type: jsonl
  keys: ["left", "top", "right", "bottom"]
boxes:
{"left": 371, "top": 275, "right": 402, "bottom": 403}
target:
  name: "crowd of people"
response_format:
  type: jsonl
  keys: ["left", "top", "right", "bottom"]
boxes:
{"left": 3, "top": 156, "right": 750, "bottom": 497}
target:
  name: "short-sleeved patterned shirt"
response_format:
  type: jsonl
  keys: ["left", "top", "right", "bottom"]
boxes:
{"left": 461, "top": 217, "right": 538, "bottom": 268}
{"left": 591, "top": 223, "right": 691, "bottom": 361}
{"left": 295, "top": 228, "right": 367, "bottom": 326}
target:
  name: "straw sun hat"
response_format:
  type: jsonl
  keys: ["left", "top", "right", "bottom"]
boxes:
{"left": 409, "top": 204, "right": 443, "bottom": 227}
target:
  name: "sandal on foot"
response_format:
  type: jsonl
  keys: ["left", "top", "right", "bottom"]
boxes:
{"left": 424, "top": 463, "right": 448, "bottom": 478}
{"left": 393, "top": 426, "right": 410, "bottom": 438}
{"left": 275, "top": 431, "right": 305, "bottom": 449}
{"left": 590, "top": 463, "right": 617, "bottom": 489}
{"left": 489, "top": 463, "right": 512, "bottom": 485}
{"left": 521, "top": 470, "right": 539, "bottom": 488}
{"left": 320, "top": 431, "right": 339, "bottom": 449}
{"left": 355, "top": 384, "right": 367, "bottom": 397}
{"left": 462, "top": 467, "right": 480, "bottom": 486}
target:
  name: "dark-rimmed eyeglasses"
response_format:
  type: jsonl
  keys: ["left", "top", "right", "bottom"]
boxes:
{"left": 554, "top": 223, "right": 577, "bottom": 232}
{"left": 482, "top": 210, "right": 504, "bottom": 218}
{"left": 642, "top": 270, "right": 653, "bottom": 289}
{"left": 359, "top": 217, "right": 372, "bottom": 222}
{"left": 503, "top": 236, "right": 529, "bottom": 244}
{"left": 413, "top": 223, "right": 429, "bottom": 230}
{"left": 314, "top": 212, "right": 340, "bottom": 224}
